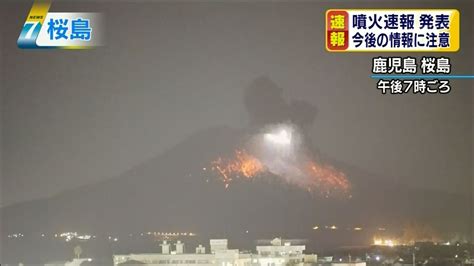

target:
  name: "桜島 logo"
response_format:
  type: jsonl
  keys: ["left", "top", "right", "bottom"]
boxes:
{"left": 47, "top": 17, "right": 92, "bottom": 41}
{"left": 18, "top": 0, "right": 104, "bottom": 49}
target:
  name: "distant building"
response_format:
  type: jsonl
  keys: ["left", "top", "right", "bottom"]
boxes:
{"left": 45, "top": 258, "right": 93, "bottom": 266}
{"left": 117, "top": 259, "right": 146, "bottom": 266}
{"left": 161, "top": 241, "right": 171, "bottom": 255}
{"left": 113, "top": 238, "right": 316, "bottom": 266}
{"left": 255, "top": 238, "right": 306, "bottom": 265}
{"left": 210, "top": 239, "right": 228, "bottom": 253}
{"left": 330, "top": 263, "right": 366, "bottom": 266}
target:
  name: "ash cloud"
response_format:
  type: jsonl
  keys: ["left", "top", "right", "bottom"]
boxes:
{"left": 244, "top": 76, "right": 318, "bottom": 130}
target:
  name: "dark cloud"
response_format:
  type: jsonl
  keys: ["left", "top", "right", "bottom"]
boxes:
{"left": 244, "top": 76, "right": 317, "bottom": 129}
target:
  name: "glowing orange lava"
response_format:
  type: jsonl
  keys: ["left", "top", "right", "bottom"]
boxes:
{"left": 306, "top": 161, "right": 351, "bottom": 195}
{"left": 209, "top": 150, "right": 350, "bottom": 196}
{"left": 211, "top": 150, "right": 265, "bottom": 188}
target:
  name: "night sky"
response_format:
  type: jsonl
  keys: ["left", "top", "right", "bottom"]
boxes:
{"left": 2, "top": 1, "right": 472, "bottom": 207}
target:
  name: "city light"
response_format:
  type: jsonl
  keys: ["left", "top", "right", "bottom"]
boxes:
{"left": 373, "top": 238, "right": 398, "bottom": 247}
